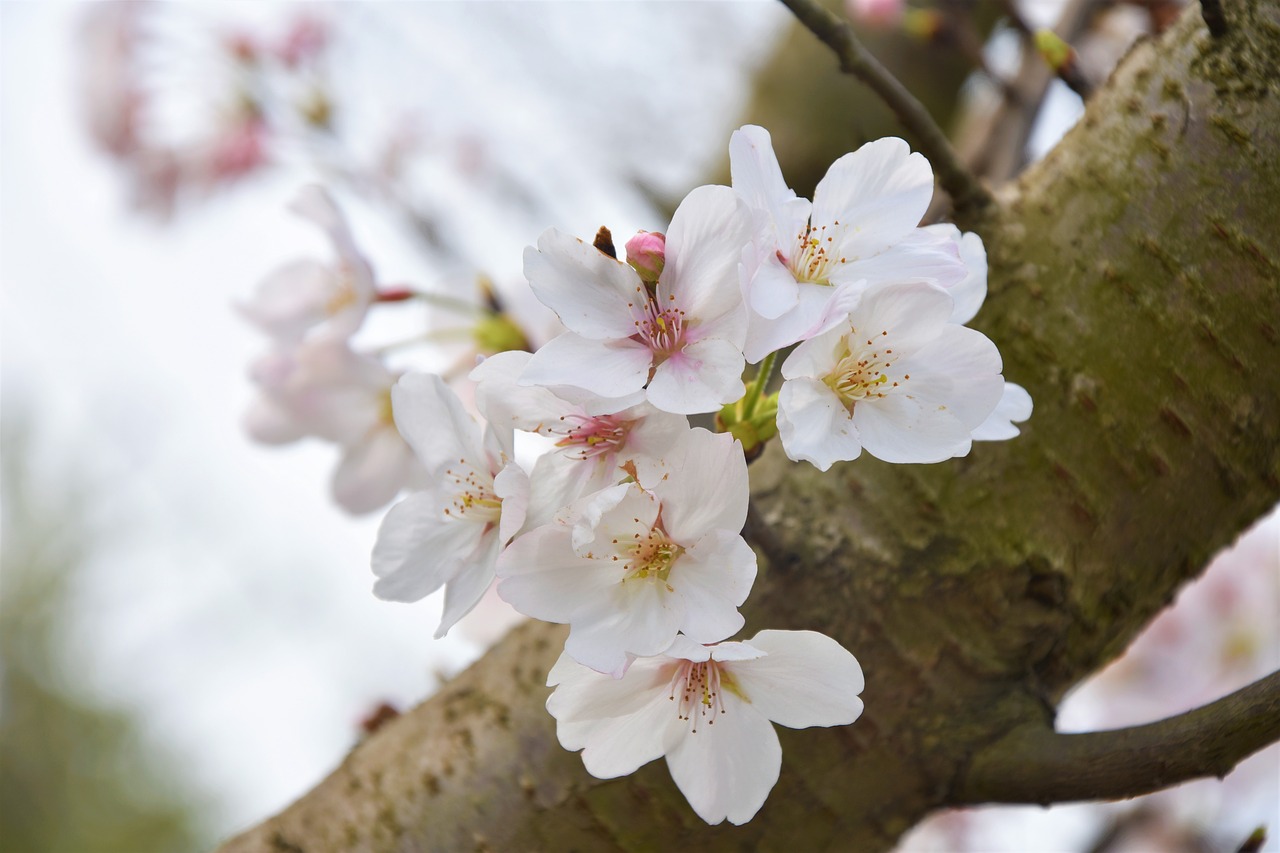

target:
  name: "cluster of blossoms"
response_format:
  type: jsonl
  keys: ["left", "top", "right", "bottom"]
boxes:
{"left": 246, "top": 126, "right": 1030, "bottom": 824}
{"left": 238, "top": 186, "right": 539, "bottom": 514}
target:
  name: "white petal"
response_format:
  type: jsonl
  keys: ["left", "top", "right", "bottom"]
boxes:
{"left": 520, "top": 332, "right": 652, "bottom": 400}
{"left": 546, "top": 653, "right": 673, "bottom": 758}
{"left": 471, "top": 350, "right": 568, "bottom": 434}
{"left": 972, "top": 382, "right": 1033, "bottom": 441}
{"left": 495, "top": 525, "right": 615, "bottom": 623}
{"left": 731, "top": 630, "right": 865, "bottom": 729}
{"left": 578, "top": 688, "right": 676, "bottom": 778}
{"left": 524, "top": 229, "right": 645, "bottom": 339}
{"left": 242, "top": 394, "right": 306, "bottom": 445}
{"left": 566, "top": 582, "right": 685, "bottom": 676}
{"left": 237, "top": 259, "right": 335, "bottom": 343}
{"left": 330, "top": 427, "right": 413, "bottom": 514}
{"left": 728, "top": 125, "right": 794, "bottom": 224}
{"left": 853, "top": 393, "right": 972, "bottom": 463}
{"left": 835, "top": 225, "right": 966, "bottom": 290}
{"left": 371, "top": 491, "right": 482, "bottom": 602}
{"left": 673, "top": 532, "right": 756, "bottom": 644}
{"left": 852, "top": 282, "right": 953, "bottom": 354}
{"left": 435, "top": 534, "right": 500, "bottom": 638}
{"left": 743, "top": 247, "right": 801, "bottom": 320}
{"left": 661, "top": 185, "right": 750, "bottom": 327}
{"left": 903, "top": 324, "right": 1005, "bottom": 428}
{"left": 948, "top": 230, "right": 989, "bottom": 325}
{"left": 391, "top": 373, "right": 480, "bottom": 472}
{"left": 664, "top": 704, "right": 781, "bottom": 826}
{"left": 776, "top": 377, "right": 863, "bottom": 472}
{"left": 493, "top": 462, "right": 530, "bottom": 543}
{"left": 646, "top": 338, "right": 745, "bottom": 415}
{"left": 650, "top": 428, "right": 749, "bottom": 541}
{"left": 814, "top": 137, "right": 933, "bottom": 260}
{"left": 290, "top": 185, "right": 356, "bottom": 256}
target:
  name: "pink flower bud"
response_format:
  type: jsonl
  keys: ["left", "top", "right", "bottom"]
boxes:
{"left": 625, "top": 230, "right": 666, "bottom": 283}
{"left": 846, "top": 0, "right": 904, "bottom": 28}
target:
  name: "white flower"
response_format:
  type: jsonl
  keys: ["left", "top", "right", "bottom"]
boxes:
{"left": 243, "top": 340, "right": 418, "bottom": 513}
{"left": 496, "top": 428, "right": 754, "bottom": 676}
{"left": 519, "top": 185, "right": 751, "bottom": 415}
{"left": 973, "top": 382, "right": 1034, "bottom": 441}
{"left": 729, "top": 125, "right": 969, "bottom": 361}
{"left": 371, "top": 373, "right": 529, "bottom": 638}
{"left": 777, "top": 283, "right": 1005, "bottom": 470}
{"left": 546, "top": 629, "right": 865, "bottom": 826}
{"left": 238, "top": 186, "right": 376, "bottom": 344}
{"left": 471, "top": 350, "right": 690, "bottom": 522}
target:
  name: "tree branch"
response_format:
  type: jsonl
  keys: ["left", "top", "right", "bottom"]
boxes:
{"left": 777, "top": 0, "right": 994, "bottom": 217}
{"left": 955, "top": 671, "right": 1280, "bottom": 804}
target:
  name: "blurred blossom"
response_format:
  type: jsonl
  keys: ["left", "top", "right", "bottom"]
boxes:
{"left": 845, "top": 0, "right": 905, "bottom": 29}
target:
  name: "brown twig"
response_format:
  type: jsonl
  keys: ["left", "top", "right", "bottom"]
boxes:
{"left": 778, "top": 0, "right": 994, "bottom": 217}
{"left": 954, "top": 670, "right": 1280, "bottom": 804}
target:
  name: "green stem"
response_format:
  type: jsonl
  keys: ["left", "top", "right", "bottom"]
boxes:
{"left": 743, "top": 351, "right": 778, "bottom": 418}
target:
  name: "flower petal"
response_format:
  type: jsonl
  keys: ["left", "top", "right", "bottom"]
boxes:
{"left": 730, "top": 630, "right": 865, "bottom": 729}
{"left": 972, "top": 382, "right": 1033, "bottom": 441}
{"left": 646, "top": 338, "right": 745, "bottom": 415}
{"left": 524, "top": 228, "right": 645, "bottom": 339}
{"left": 664, "top": 704, "right": 781, "bottom": 826}
{"left": 661, "top": 185, "right": 750, "bottom": 328}
{"left": 520, "top": 332, "right": 652, "bottom": 400}
{"left": 330, "top": 427, "right": 414, "bottom": 514}
{"left": 853, "top": 392, "right": 972, "bottom": 463}
{"left": 650, "top": 428, "right": 749, "bottom": 541}
{"left": 673, "top": 531, "right": 756, "bottom": 644}
{"left": 566, "top": 582, "right": 685, "bottom": 676}
{"left": 814, "top": 137, "right": 933, "bottom": 260}
{"left": 435, "top": 533, "right": 500, "bottom": 638}
{"left": 371, "top": 491, "right": 481, "bottom": 602}
{"left": 777, "top": 377, "right": 863, "bottom": 472}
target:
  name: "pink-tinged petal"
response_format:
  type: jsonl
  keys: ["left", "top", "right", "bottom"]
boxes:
{"left": 834, "top": 225, "right": 966, "bottom": 290}
{"left": 493, "top": 462, "right": 530, "bottom": 543}
{"left": 371, "top": 491, "right": 482, "bottom": 602}
{"left": 853, "top": 392, "right": 972, "bottom": 463}
{"left": 673, "top": 532, "right": 756, "bottom": 644}
{"left": 650, "top": 428, "right": 749, "bottom": 540}
{"left": 520, "top": 332, "right": 652, "bottom": 400}
{"left": 331, "top": 427, "right": 413, "bottom": 514}
{"left": 777, "top": 377, "right": 863, "bottom": 472}
{"left": 728, "top": 125, "right": 794, "bottom": 222}
{"left": 814, "top": 137, "right": 933, "bottom": 260}
{"left": 524, "top": 229, "right": 645, "bottom": 339}
{"left": 948, "top": 230, "right": 989, "bottom": 325}
{"left": 617, "top": 407, "right": 691, "bottom": 485}
{"left": 730, "top": 630, "right": 865, "bottom": 729}
{"left": 972, "top": 382, "right": 1033, "bottom": 441}
{"left": 435, "top": 533, "right": 500, "bottom": 638}
{"left": 660, "top": 185, "right": 750, "bottom": 327}
{"left": 390, "top": 373, "right": 480, "bottom": 472}
{"left": 495, "top": 525, "right": 615, "bottom": 623}
{"left": 646, "top": 338, "right": 745, "bottom": 415}
{"left": 745, "top": 280, "right": 865, "bottom": 364}
{"left": 664, "top": 704, "right": 781, "bottom": 826}
{"left": 566, "top": 582, "right": 685, "bottom": 676}
{"left": 522, "top": 452, "right": 611, "bottom": 532}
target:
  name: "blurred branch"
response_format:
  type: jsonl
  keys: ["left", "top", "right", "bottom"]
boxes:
{"left": 777, "top": 0, "right": 994, "bottom": 217}
{"left": 955, "top": 671, "right": 1280, "bottom": 804}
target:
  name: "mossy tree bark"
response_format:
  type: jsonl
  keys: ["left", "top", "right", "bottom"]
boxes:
{"left": 221, "top": 3, "right": 1280, "bottom": 851}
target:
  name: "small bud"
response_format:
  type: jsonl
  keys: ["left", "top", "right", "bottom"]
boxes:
{"left": 1034, "top": 29, "right": 1074, "bottom": 73}
{"left": 473, "top": 313, "right": 530, "bottom": 355}
{"left": 626, "top": 231, "right": 666, "bottom": 284}
{"left": 845, "top": 0, "right": 904, "bottom": 29}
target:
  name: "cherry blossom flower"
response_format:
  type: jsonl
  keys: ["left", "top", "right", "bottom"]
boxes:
{"left": 546, "top": 630, "right": 865, "bottom": 825}
{"left": 471, "top": 350, "right": 690, "bottom": 520}
{"left": 777, "top": 283, "right": 1005, "bottom": 470}
{"left": 238, "top": 186, "right": 376, "bottom": 344}
{"left": 519, "top": 185, "right": 751, "bottom": 415}
{"left": 496, "top": 428, "right": 754, "bottom": 676}
{"left": 244, "top": 340, "right": 419, "bottom": 513}
{"left": 729, "top": 124, "right": 968, "bottom": 361}
{"left": 372, "top": 373, "right": 529, "bottom": 638}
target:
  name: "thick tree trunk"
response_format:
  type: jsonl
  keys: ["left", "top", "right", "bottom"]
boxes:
{"left": 221, "top": 3, "right": 1280, "bottom": 850}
